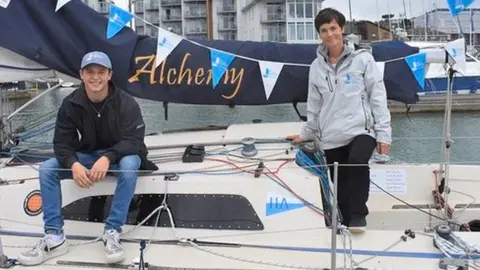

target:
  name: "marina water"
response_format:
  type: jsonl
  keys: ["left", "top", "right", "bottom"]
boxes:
{"left": 6, "top": 87, "right": 480, "bottom": 165}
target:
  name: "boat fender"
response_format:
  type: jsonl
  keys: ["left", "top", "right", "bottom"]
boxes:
{"left": 241, "top": 137, "right": 257, "bottom": 157}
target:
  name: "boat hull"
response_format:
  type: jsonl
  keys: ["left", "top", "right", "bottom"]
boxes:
{"left": 0, "top": 122, "right": 479, "bottom": 269}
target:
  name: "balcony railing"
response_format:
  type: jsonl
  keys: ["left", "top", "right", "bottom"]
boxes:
{"left": 146, "top": 0, "right": 160, "bottom": 10}
{"left": 184, "top": 27, "right": 207, "bottom": 34}
{"left": 184, "top": 10, "right": 207, "bottom": 18}
{"left": 260, "top": 12, "right": 286, "bottom": 23}
{"left": 219, "top": 33, "right": 236, "bottom": 40}
{"left": 217, "top": 5, "right": 236, "bottom": 13}
{"left": 134, "top": 1, "right": 144, "bottom": 12}
{"left": 261, "top": 34, "right": 287, "bottom": 42}
{"left": 161, "top": 0, "right": 181, "bottom": 6}
{"left": 185, "top": 33, "right": 208, "bottom": 39}
{"left": 218, "top": 23, "right": 237, "bottom": 31}
{"left": 162, "top": 14, "right": 182, "bottom": 21}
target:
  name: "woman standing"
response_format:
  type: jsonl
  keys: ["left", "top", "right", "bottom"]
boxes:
{"left": 287, "top": 8, "right": 392, "bottom": 234}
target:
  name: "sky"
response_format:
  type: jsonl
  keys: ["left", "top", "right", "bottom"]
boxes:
{"left": 322, "top": 0, "right": 480, "bottom": 21}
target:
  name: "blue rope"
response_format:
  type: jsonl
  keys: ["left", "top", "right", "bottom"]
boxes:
{"left": 295, "top": 149, "right": 343, "bottom": 223}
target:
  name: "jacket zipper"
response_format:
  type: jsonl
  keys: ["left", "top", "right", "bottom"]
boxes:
{"left": 326, "top": 75, "right": 334, "bottom": 92}
{"left": 361, "top": 94, "right": 370, "bottom": 132}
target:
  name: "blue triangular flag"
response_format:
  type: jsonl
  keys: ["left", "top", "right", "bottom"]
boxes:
{"left": 446, "top": 0, "right": 475, "bottom": 17}
{"left": 106, "top": 4, "right": 133, "bottom": 39}
{"left": 210, "top": 49, "right": 235, "bottom": 89}
{"left": 404, "top": 52, "right": 427, "bottom": 90}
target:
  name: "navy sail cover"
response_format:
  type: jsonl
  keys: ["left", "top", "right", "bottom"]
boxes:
{"left": 0, "top": 0, "right": 420, "bottom": 105}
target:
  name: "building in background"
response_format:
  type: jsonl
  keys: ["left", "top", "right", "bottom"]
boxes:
{"left": 82, "top": 0, "right": 323, "bottom": 43}
{"left": 412, "top": 8, "right": 479, "bottom": 45}
{"left": 240, "top": 0, "right": 323, "bottom": 43}
{"left": 348, "top": 20, "right": 391, "bottom": 42}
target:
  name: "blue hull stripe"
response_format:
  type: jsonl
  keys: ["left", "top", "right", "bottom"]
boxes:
{"left": 424, "top": 76, "right": 479, "bottom": 92}
{"left": 2, "top": 229, "right": 479, "bottom": 260}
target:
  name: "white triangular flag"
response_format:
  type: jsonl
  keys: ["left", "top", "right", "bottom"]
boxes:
{"left": 156, "top": 28, "right": 183, "bottom": 67}
{"left": 0, "top": 0, "right": 11, "bottom": 8}
{"left": 259, "top": 60, "right": 284, "bottom": 100}
{"left": 56, "top": 0, "right": 72, "bottom": 11}
{"left": 445, "top": 38, "right": 466, "bottom": 74}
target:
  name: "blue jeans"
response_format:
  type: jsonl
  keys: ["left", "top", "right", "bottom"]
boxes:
{"left": 39, "top": 150, "right": 141, "bottom": 234}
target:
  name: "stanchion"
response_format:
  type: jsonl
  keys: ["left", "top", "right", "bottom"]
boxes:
{"left": 330, "top": 161, "right": 339, "bottom": 270}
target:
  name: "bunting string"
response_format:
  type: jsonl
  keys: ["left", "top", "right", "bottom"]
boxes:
{"left": 97, "top": 0, "right": 412, "bottom": 68}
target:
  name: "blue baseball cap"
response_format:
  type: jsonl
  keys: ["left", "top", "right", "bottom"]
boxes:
{"left": 80, "top": 51, "right": 112, "bottom": 69}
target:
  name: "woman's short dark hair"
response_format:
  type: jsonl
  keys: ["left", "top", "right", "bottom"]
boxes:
{"left": 314, "top": 8, "right": 346, "bottom": 33}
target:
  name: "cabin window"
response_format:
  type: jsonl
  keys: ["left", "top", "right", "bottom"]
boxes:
{"left": 61, "top": 193, "right": 264, "bottom": 230}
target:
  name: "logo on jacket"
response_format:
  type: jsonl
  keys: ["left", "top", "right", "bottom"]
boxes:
{"left": 344, "top": 73, "right": 361, "bottom": 85}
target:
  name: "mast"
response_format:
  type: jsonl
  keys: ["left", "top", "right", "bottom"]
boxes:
{"left": 376, "top": 0, "right": 381, "bottom": 41}
{"left": 348, "top": 0, "right": 353, "bottom": 34}
{"left": 387, "top": 0, "right": 392, "bottom": 39}
{"left": 409, "top": 0, "right": 414, "bottom": 39}
{"left": 423, "top": 0, "right": 427, "bottom": 41}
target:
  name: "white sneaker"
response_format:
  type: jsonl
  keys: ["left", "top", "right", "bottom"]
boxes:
{"left": 17, "top": 234, "right": 69, "bottom": 266}
{"left": 102, "top": 229, "right": 124, "bottom": 264}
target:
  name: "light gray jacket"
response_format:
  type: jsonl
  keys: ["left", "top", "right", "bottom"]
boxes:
{"left": 299, "top": 41, "right": 392, "bottom": 150}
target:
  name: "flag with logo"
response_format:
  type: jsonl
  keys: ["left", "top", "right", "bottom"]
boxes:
{"left": 0, "top": 0, "right": 10, "bottom": 8}
{"left": 258, "top": 60, "right": 284, "bottom": 100}
{"left": 404, "top": 52, "right": 427, "bottom": 90}
{"left": 106, "top": 4, "right": 133, "bottom": 39}
{"left": 210, "top": 49, "right": 235, "bottom": 89}
{"left": 445, "top": 38, "right": 466, "bottom": 73}
{"left": 155, "top": 28, "right": 183, "bottom": 67}
{"left": 446, "top": 0, "right": 475, "bottom": 17}
{"left": 55, "top": 0, "right": 72, "bottom": 11}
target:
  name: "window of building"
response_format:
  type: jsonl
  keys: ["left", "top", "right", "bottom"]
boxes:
{"left": 296, "top": 23, "right": 304, "bottom": 40}
{"left": 222, "top": 0, "right": 234, "bottom": 8}
{"left": 288, "top": 2, "right": 295, "bottom": 19}
{"left": 306, "top": 22, "right": 314, "bottom": 40}
{"left": 305, "top": 1, "right": 313, "bottom": 18}
{"left": 296, "top": 2, "right": 304, "bottom": 19}
{"left": 288, "top": 22, "right": 295, "bottom": 40}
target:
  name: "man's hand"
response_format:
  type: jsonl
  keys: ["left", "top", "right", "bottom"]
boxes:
{"left": 71, "top": 162, "right": 93, "bottom": 188}
{"left": 89, "top": 156, "right": 110, "bottom": 182}
{"left": 286, "top": 135, "right": 306, "bottom": 144}
{"left": 377, "top": 142, "right": 391, "bottom": 155}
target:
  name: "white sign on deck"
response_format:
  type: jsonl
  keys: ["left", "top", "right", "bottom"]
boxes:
{"left": 0, "top": 0, "right": 11, "bottom": 8}
{"left": 370, "top": 169, "right": 407, "bottom": 195}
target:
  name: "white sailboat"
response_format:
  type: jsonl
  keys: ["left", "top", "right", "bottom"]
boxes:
{"left": 0, "top": 40, "right": 479, "bottom": 270}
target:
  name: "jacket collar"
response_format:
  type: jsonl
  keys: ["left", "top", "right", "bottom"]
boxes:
{"left": 69, "top": 81, "right": 118, "bottom": 108}
{"left": 316, "top": 39, "right": 371, "bottom": 71}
